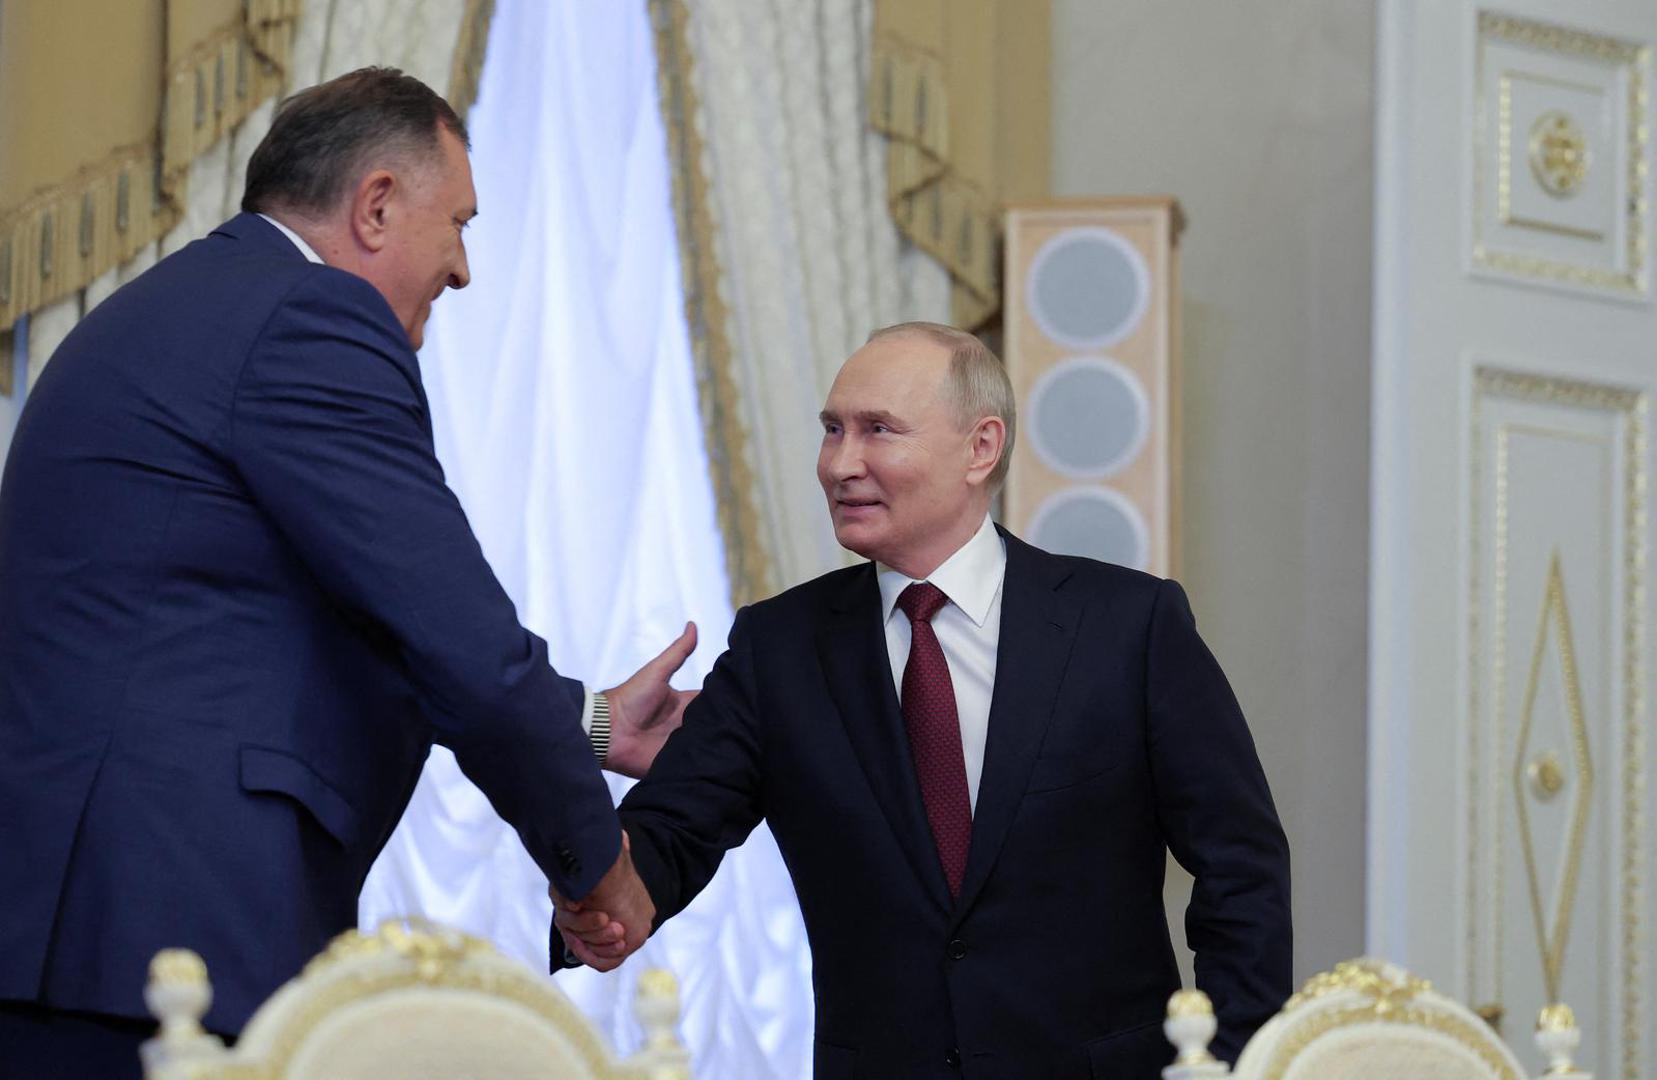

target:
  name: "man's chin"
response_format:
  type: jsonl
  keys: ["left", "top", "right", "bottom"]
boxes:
{"left": 407, "top": 307, "right": 432, "bottom": 349}
{"left": 831, "top": 521, "right": 884, "bottom": 562}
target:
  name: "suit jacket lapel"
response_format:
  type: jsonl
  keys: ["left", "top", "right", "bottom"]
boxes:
{"left": 954, "top": 531, "right": 1081, "bottom": 917}
{"left": 817, "top": 567, "right": 953, "bottom": 913}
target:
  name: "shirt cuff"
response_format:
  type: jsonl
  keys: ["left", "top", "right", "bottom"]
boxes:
{"left": 583, "top": 688, "right": 611, "bottom": 768}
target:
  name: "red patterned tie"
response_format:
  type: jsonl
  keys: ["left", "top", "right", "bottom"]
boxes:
{"left": 897, "top": 582, "right": 973, "bottom": 898}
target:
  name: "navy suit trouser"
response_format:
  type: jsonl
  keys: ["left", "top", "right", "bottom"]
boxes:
{"left": 0, "top": 1000, "right": 160, "bottom": 1079}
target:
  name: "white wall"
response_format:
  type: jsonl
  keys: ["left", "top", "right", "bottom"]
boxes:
{"left": 1052, "top": 0, "right": 1375, "bottom": 984}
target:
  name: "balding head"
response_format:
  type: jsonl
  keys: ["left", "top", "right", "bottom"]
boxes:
{"left": 864, "top": 322, "right": 1017, "bottom": 489}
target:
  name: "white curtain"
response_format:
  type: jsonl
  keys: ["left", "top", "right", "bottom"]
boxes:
{"left": 674, "top": 0, "right": 951, "bottom": 593}
{"left": 356, "top": 3, "right": 813, "bottom": 1077}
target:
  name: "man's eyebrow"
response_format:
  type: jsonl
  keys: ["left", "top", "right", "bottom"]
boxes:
{"left": 819, "top": 408, "right": 903, "bottom": 427}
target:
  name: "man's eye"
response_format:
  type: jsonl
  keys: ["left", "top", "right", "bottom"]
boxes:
{"left": 871, "top": 423, "right": 889, "bottom": 434}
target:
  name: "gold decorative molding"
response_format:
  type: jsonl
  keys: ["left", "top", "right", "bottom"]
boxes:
{"left": 152, "top": 947, "right": 209, "bottom": 985}
{"left": 1511, "top": 551, "right": 1593, "bottom": 1004}
{"left": 1285, "top": 958, "right": 1433, "bottom": 1014}
{"left": 1528, "top": 110, "right": 1590, "bottom": 198}
{"left": 1473, "top": 12, "right": 1649, "bottom": 295}
{"left": 1538, "top": 1001, "right": 1578, "bottom": 1033}
{"left": 254, "top": 919, "right": 622, "bottom": 1078}
{"left": 1526, "top": 750, "right": 1566, "bottom": 802}
{"left": 146, "top": 920, "right": 684, "bottom": 1080}
{"left": 303, "top": 917, "right": 494, "bottom": 982}
{"left": 1168, "top": 988, "right": 1215, "bottom": 1019}
{"left": 646, "top": 0, "right": 773, "bottom": 607}
{"left": 1470, "top": 367, "right": 1648, "bottom": 1080}
{"left": 1496, "top": 75, "right": 1604, "bottom": 241}
{"left": 1267, "top": 960, "right": 1520, "bottom": 1080}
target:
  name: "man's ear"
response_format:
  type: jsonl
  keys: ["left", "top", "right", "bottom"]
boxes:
{"left": 348, "top": 170, "right": 397, "bottom": 253}
{"left": 965, "top": 415, "right": 1007, "bottom": 486}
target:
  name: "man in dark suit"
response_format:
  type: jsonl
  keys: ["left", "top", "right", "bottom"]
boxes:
{"left": 558, "top": 323, "right": 1292, "bottom": 1077}
{"left": 0, "top": 69, "right": 673, "bottom": 1075}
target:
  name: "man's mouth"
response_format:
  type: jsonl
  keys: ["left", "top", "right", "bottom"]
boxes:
{"left": 836, "top": 496, "right": 882, "bottom": 510}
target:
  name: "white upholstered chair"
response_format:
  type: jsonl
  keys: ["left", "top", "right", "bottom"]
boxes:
{"left": 141, "top": 918, "right": 690, "bottom": 1080}
{"left": 1162, "top": 957, "right": 1590, "bottom": 1080}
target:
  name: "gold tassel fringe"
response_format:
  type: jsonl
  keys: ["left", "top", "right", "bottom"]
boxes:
{"left": 0, "top": 4, "right": 300, "bottom": 335}
{"left": 870, "top": 33, "right": 1000, "bottom": 329}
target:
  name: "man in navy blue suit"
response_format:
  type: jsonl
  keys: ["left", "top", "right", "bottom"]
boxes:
{"left": 0, "top": 68, "right": 679, "bottom": 1075}
{"left": 558, "top": 324, "right": 1292, "bottom": 1078}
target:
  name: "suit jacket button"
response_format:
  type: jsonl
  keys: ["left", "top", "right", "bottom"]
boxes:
{"left": 945, "top": 1048, "right": 961, "bottom": 1068}
{"left": 947, "top": 939, "right": 967, "bottom": 960}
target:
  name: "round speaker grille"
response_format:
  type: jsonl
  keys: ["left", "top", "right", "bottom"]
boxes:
{"left": 1026, "top": 227, "right": 1150, "bottom": 350}
{"left": 1028, "top": 488, "right": 1149, "bottom": 570}
{"left": 1027, "top": 356, "right": 1150, "bottom": 479}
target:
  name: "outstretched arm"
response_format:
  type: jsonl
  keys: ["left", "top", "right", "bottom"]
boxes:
{"left": 231, "top": 271, "right": 620, "bottom": 901}
{"left": 551, "top": 608, "right": 769, "bottom": 971}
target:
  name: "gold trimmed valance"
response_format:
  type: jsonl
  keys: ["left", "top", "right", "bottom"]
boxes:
{"left": 0, "top": 0, "right": 301, "bottom": 335}
{"left": 870, "top": 0, "right": 1051, "bottom": 329}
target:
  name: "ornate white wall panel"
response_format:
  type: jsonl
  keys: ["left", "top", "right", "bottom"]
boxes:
{"left": 1373, "top": 4, "right": 1657, "bottom": 1078}
{"left": 1468, "top": 367, "right": 1647, "bottom": 1076}
{"left": 1471, "top": 13, "right": 1651, "bottom": 298}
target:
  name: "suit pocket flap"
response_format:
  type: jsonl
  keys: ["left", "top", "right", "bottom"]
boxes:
{"left": 239, "top": 745, "right": 361, "bottom": 847}
{"left": 1085, "top": 1018, "right": 1173, "bottom": 1077}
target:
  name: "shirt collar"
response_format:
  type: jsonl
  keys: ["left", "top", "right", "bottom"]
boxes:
{"left": 877, "top": 515, "right": 1007, "bottom": 628}
{"left": 257, "top": 213, "right": 324, "bottom": 264}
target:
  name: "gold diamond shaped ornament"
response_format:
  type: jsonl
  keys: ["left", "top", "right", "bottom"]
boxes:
{"left": 1511, "top": 551, "right": 1594, "bottom": 1004}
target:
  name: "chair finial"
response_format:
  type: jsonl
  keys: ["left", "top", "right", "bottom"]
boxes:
{"left": 632, "top": 968, "right": 691, "bottom": 1080}
{"left": 1163, "top": 989, "right": 1229, "bottom": 1078}
{"left": 141, "top": 949, "right": 226, "bottom": 1077}
{"left": 1535, "top": 1003, "right": 1591, "bottom": 1079}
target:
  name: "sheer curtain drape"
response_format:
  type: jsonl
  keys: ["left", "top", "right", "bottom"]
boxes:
{"left": 356, "top": 3, "right": 812, "bottom": 1077}
{"left": 653, "top": 0, "right": 952, "bottom": 600}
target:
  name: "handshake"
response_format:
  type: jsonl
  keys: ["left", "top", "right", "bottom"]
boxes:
{"left": 551, "top": 622, "right": 703, "bottom": 970}
{"left": 551, "top": 832, "right": 654, "bottom": 971}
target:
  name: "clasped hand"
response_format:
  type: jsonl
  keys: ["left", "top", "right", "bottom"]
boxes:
{"left": 552, "top": 832, "right": 653, "bottom": 971}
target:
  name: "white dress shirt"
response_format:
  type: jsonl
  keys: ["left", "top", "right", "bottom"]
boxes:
{"left": 876, "top": 514, "right": 1006, "bottom": 813}
{"left": 257, "top": 213, "right": 324, "bottom": 263}
{"left": 256, "top": 213, "right": 602, "bottom": 748}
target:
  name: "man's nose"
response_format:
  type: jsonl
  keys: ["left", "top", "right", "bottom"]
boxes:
{"left": 827, "top": 436, "right": 865, "bottom": 480}
{"left": 451, "top": 244, "right": 471, "bottom": 290}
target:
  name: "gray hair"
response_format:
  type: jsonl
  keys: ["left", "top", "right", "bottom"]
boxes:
{"left": 866, "top": 321, "right": 1017, "bottom": 488}
{"left": 242, "top": 67, "right": 468, "bottom": 217}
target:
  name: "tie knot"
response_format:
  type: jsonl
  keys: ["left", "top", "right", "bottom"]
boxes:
{"left": 897, "top": 581, "right": 949, "bottom": 624}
